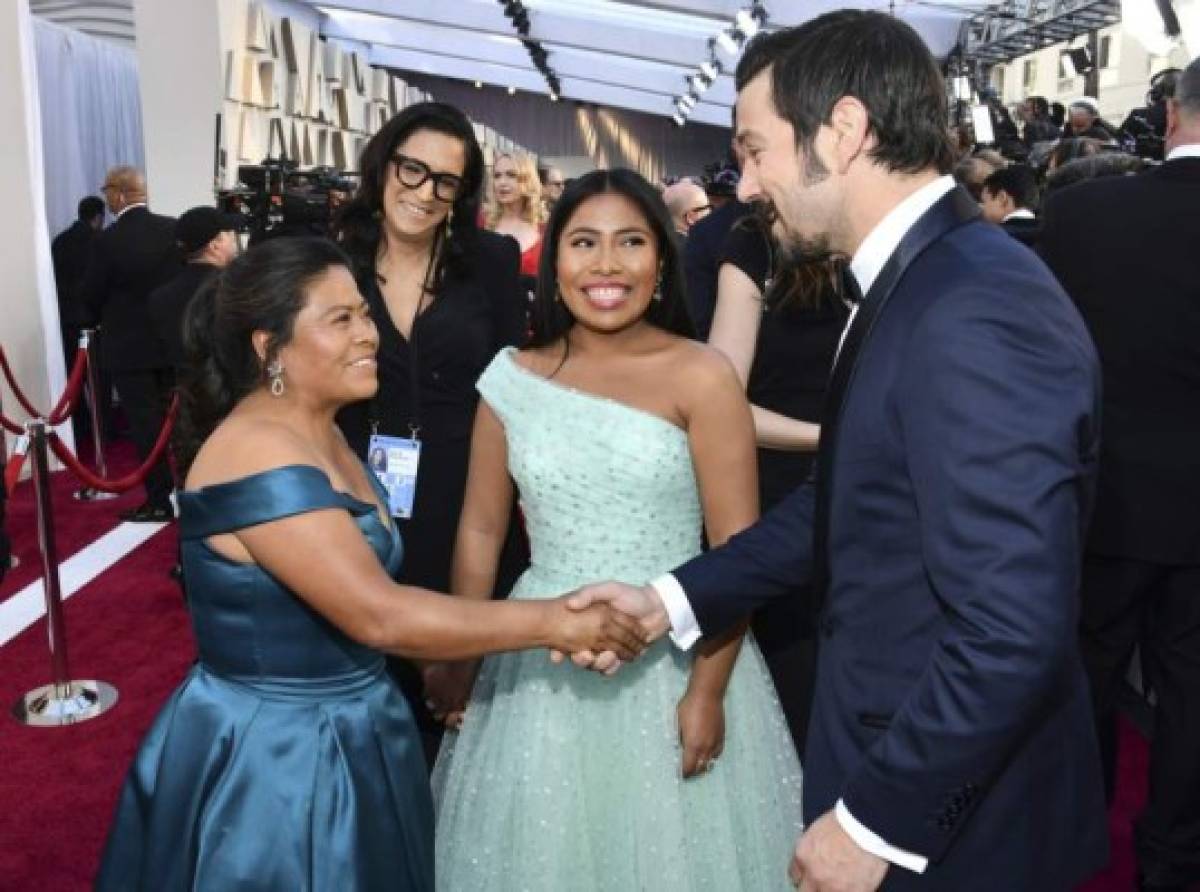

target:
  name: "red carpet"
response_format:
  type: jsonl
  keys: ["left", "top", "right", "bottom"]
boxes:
{"left": 0, "top": 441, "right": 1163, "bottom": 890}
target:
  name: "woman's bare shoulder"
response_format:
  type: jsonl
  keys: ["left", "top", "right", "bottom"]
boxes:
{"left": 186, "top": 414, "right": 321, "bottom": 489}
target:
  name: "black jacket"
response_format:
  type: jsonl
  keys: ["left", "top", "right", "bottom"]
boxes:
{"left": 148, "top": 262, "right": 220, "bottom": 370}
{"left": 682, "top": 200, "right": 750, "bottom": 340}
{"left": 82, "top": 206, "right": 181, "bottom": 370}
{"left": 1040, "top": 156, "right": 1200, "bottom": 563}
{"left": 52, "top": 220, "right": 99, "bottom": 329}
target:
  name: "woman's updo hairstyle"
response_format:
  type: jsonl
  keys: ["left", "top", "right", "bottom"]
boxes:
{"left": 176, "top": 237, "right": 354, "bottom": 474}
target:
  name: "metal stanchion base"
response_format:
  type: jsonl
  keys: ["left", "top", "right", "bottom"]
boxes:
{"left": 12, "top": 680, "right": 118, "bottom": 727}
{"left": 73, "top": 487, "right": 118, "bottom": 502}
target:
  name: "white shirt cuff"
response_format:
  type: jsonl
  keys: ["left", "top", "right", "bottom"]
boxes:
{"left": 648, "top": 573, "right": 702, "bottom": 651}
{"left": 835, "top": 799, "right": 928, "bottom": 874}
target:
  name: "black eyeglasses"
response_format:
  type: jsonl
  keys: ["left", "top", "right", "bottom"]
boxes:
{"left": 391, "top": 153, "right": 463, "bottom": 203}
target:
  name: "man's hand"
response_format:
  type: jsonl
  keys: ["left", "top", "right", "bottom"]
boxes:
{"left": 548, "top": 581, "right": 671, "bottom": 673}
{"left": 789, "top": 810, "right": 889, "bottom": 892}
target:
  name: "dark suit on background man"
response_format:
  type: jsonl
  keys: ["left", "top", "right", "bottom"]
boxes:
{"left": 682, "top": 200, "right": 750, "bottom": 339}
{"left": 1039, "top": 153, "right": 1200, "bottom": 888}
{"left": 82, "top": 205, "right": 180, "bottom": 512}
{"left": 663, "top": 184, "right": 1108, "bottom": 889}
{"left": 52, "top": 207, "right": 105, "bottom": 441}
{"left": 52, "top": 218, "right": 99, "bottom": 354}
{"left": 148, "top": 263, "right": 219, "bottom": 371}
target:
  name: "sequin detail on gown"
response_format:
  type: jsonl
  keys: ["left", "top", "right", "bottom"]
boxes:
{"left": 431, "top": 348, "right": 804, "bottom": 891}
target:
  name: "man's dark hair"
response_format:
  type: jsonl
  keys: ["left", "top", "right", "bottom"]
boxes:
{"left": 78, "top": 196, "right": 105, "bottom": 223}
{"left": 982, "top": 164, "right": 1040, "bottom": 211}
{"left": 1030, "top": 96, "right": 1050, "bottom": 117}
{"left": 1177, "top": 55, "right": 1200, "bottom": 117}
{"left": 734, "top": 10, "right": 955, "bottom": 175}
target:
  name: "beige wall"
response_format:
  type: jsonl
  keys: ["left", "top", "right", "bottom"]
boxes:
{"left": 991, "top": 26, "right": 1192, "bottom": 122}
{"left": 0, "top": 0, "right": 72, "bottom": 460}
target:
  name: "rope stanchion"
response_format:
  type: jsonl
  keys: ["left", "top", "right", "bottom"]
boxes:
{"left": 48, "top": 394, "right": 178, "bottom": 494}
{"left": 77, "top": 329, "right": 118, "bottom": 500}
{"left": 11, "top": 419, "right": 118, "bottom": 727}
{"left": 47, "top": 343, "right": 89, "bottom": 427}
{"left": 0, "top": 339, "right": 88, "bottom": 431}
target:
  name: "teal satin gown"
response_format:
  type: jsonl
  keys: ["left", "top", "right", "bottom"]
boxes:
{"left": 96, "top": 465, "right": 433, "bottom": 891}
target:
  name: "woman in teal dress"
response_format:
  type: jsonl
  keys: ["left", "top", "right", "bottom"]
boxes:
{"left": 426, "top": 170, "right": 805, "bottom": 890}
{"left": 95, "top": 238, "right": 648, "bottom": 891}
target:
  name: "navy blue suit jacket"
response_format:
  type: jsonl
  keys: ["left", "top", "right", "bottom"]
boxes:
{"left": 673, "top": 187, "right": 1108, "bottom": 888}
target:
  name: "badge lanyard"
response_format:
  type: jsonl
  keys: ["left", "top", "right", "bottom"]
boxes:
{"left": 367, "top": 240, "right": 439, "bottom": 518}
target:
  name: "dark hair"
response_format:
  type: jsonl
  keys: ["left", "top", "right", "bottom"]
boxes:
{"left": 176, "top": 237, "right": 354, "bottom": 474}
{"left": 953, "top": 155, "right": 1003, "bottom": 201}
{"left": 1177, "top": 56, "right": 1200, "bottom": 117}
{"left": 1030, "top": 96, "right": 1050, "bottom": 117}
{"left": 78, "top": 196, "right": 105, "bottom": 222}
{"left": 982, "top": 164, "right": 1040, "bottom": 211}
{"left": 1045, "top": 152, "right": 1146, "bottom": 194}
{"left": 529, "top": 168, "right": 694, "bottom": 348}
{"left": 1050, "top": 136, "right": 1103, "bottom": 170}
{"left": 1050, "top": 102, "right": 1066, "bottom": 127}
{"left": 735, "top": 11, "right": 955, "bottom": 176}
{"left": 329, "top": 102, "right": 484, "bottom": 289}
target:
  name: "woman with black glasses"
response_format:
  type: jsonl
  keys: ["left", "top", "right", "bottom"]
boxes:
{"left": 331, "top": 103, "right": 529, "bottom": 762}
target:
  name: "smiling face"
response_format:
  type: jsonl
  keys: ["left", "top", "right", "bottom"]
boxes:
{"left": 735, "top": 69, "right": 841, "bottom": 263}
{"left": 381, "top": 128, "right": 465, "bottom": 245}
{"left": 269, "top": 265, "right": 379, "bottom": 407}
{"left": 555, "top": 191, "right": 660, "bottom": 335}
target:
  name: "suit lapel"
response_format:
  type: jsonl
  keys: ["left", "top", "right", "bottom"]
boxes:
{"left": 810, "top": 186, "right": 981, "bottom": 603}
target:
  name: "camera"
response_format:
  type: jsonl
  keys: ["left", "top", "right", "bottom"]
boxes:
{"left": 218, "top": 159, "right": 359, "bottom": 242}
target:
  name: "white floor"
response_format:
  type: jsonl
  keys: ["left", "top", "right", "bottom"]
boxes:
{"left": 0, "top": 521, "right": 167, "bottom": 647}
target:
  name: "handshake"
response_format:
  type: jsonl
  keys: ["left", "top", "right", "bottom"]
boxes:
{"left": 422, "top": 581, "right": 672, "bottom": 728}
{"left": 547, "top": 580, "right": 674, "bottom": 674}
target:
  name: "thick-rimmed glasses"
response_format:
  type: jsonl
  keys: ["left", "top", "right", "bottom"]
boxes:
{"left": 391, "top": 153, "right": 462, "bottom": 203}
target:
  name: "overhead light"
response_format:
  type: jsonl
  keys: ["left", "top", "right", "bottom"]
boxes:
{"left": 715, "top": 29, "right": 740, "bottom": 55}
{"left": 474, "top": 80, "right": 483, "bottom": 89}
{"left": 507, "top": 85, "right": 517, "bottom": 95}
{"left": 679, "top": 93, "right": 697, "bottom": 110}
{"left": 550, "top": 92, "right": 559, "bottom": 101}
{"left": 672, "top": 113, "right": 687, "bottom": 127}
{"left": 736, "top": 9, "right": 761, "bottom": 39}
{"left": 699, "top": 60, "right": 719, "bottom": 82}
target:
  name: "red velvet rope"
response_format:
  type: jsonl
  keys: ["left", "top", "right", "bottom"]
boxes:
{"left": 0, "top": 344, "right": 89, "bottom": 426}
{"left": 47, "top": 347, "right": 89, "bottom": 426}
{"left": 0, "top": 343, "right": 46, "bottom": 418}
{"left": 48, "top": 394, "right": 179, "bottom": 493}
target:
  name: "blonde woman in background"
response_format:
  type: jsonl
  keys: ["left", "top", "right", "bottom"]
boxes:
{"left": 485, "top": 152, "right": 544, "bottom": 279}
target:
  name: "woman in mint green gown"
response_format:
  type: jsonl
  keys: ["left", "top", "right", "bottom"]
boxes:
{"left": 95, "top": 238, "right": 648, "bottom": 891}
{"left": 429, "top": 170, "right": 805, "bottom": 890}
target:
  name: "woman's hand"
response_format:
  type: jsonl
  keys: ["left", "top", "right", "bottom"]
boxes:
{"left": 677, "top": 688, "right": 726, "bottom": 779}
{"left": 421, "top": 660, "right": 479, "bottom": 727}
{"left": 544, "top": 597, "right": 649, "bottom": 668}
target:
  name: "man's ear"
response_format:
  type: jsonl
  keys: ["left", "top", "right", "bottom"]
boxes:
{"left": 828, "top": 96, "right": 871, "bottom": 172}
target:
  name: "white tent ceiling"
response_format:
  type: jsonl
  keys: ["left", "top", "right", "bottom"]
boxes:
{"left": 308, "top": 0, "right": 989, "bottom": 127}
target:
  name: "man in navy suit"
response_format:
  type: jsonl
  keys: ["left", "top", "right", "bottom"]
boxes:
{"left": 565, "top": 12, "right": 1108, "bottom": 890}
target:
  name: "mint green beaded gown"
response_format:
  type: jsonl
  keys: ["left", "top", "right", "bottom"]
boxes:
{"left": 431, "top": 349, "right": 804, "bottom": 891}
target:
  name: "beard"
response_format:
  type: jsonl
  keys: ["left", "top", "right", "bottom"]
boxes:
{"left": 765, "top": 146, "right": 837, "bottom": 264}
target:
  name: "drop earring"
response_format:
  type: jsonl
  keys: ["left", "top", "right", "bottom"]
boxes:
{"left": 267, "top": 359, "right": 285, "bottom": 397}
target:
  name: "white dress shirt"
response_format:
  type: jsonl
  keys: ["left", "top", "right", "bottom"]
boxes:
{"left": 115, "top": 201, "right": 147, "bottom": 219}
{"left": 1002, "top": 208, "right": 1036, "bottom": 222}
{"left": 651, "top": 174, "right": 957, "bottom": 874}
{"left": 1166, "top": 143, "right": 1200, "bottom": 161}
